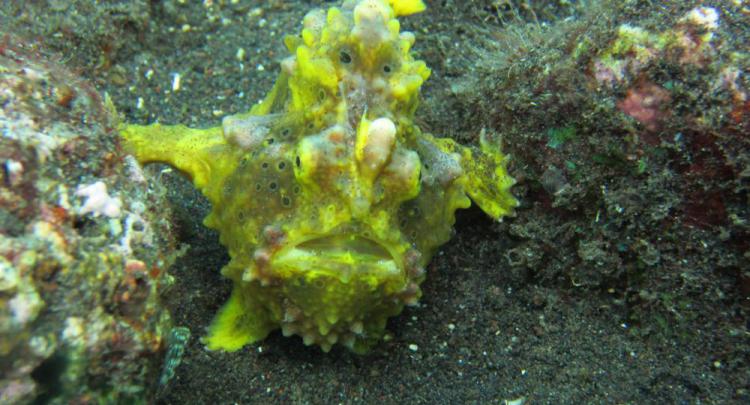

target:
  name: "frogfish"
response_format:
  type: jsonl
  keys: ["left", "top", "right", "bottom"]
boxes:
{"left": 121, "top": 0, "right": 517, "bottom": 353}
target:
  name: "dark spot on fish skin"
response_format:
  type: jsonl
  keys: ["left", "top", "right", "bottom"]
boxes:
{"left": 340, "top": 51, "right": 352, "bottom": 64}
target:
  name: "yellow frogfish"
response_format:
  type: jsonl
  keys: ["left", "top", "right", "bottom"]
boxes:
{"left": 121, "top": 0, "right": 517, "bottom": 353}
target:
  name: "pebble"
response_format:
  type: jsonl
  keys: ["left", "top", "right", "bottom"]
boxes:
{"left": 172, "top": 73, "right": 181, "bottom": 92}
{"left": 236, "top": 48, "right": 246, "bottom": 61}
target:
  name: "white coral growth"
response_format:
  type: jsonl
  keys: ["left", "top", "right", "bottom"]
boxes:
{"left": 75, "top": 181, "right": 122, "bottom": 218}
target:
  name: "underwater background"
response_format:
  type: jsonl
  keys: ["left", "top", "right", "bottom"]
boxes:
{"left": 1, "top": 0, "right": 748, "bottom": 403}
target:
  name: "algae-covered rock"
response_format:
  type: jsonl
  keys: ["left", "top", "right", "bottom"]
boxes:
{"left": 0, "top": 35, "right": 180, "bottom": 403}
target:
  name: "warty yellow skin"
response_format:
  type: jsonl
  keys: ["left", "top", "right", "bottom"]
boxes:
{"left": 121, "top": 0, "right": 517, "bottom": 353}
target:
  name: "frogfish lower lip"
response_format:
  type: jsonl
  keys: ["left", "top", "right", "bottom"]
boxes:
{"left": 270, "top": 234, "right": 403, "bottom": 284}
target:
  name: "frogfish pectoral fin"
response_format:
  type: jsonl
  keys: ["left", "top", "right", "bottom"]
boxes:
{"left": 203, "top": 286, "right": 275, "bottom": 352}
{"left": 120, "top": 123, "right": 238, "bottom": 202}
{"left": 458, "top": 134, "right": 518, "bottom": 219}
